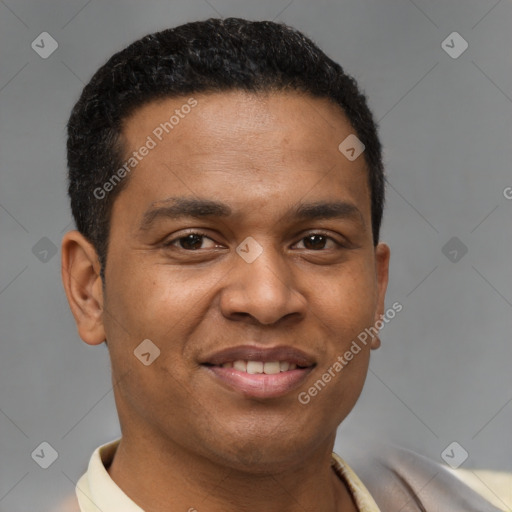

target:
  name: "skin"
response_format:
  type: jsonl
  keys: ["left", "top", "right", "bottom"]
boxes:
{"left": 62, "top": 90, "right": 390, "bottom": 511}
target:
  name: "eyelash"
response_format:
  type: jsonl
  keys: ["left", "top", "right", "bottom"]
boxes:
{"left": 163, "top": 230, "right": 344, "bottom": 251}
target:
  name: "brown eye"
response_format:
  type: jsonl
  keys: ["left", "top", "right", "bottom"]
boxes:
{"left": 296, "top": 234, "right": 339, "bottom": 251}
{"left": 178, "top": 233, "right": 204, "bottom": 250}
{"left": 304, "top": 235, "right": 326, "bottom": 250}
{"left": 164, "top": 232, "right": 218, "bottom": 251}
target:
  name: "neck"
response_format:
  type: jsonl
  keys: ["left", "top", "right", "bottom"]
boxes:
{"left": 107, "top": 432, "right": 357, "bottom": 512}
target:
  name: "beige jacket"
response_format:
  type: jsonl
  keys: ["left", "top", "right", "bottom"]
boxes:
{"left": 56, "top": 439, "right": 506, "bottom": 511}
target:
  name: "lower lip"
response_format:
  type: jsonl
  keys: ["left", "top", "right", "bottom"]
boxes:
{"left": 205, "top": 365, "right": 313, "bottom": 399}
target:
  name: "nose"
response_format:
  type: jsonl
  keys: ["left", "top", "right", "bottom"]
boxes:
{"left": 219, "top": 243, "right": 307, "bottom": 326}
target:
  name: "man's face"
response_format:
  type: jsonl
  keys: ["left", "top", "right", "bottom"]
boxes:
{"left": 101, "top": 91, "right": 389, "bottom": 471}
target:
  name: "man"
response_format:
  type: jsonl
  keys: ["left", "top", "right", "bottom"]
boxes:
{"left": 61, "top": 18, "right": 502, "bottom": 511}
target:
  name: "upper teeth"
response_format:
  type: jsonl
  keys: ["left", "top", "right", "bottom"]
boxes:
{"left": 221, "top": 361, "right": 297, "bottom": 374}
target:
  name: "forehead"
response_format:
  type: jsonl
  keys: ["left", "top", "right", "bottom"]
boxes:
{"left": 121, "top": 90, "right": 358, "bottom": 163}
{"left": 115, "top": 91, "right": 371, "bottom": 226}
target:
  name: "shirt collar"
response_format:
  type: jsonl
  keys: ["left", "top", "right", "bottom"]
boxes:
{"left": 76, "top": 439, "right": 143, "bottom": 512}
{"left": 331, "top": 452, "right": 382, "bottom": 511}
{"left": 76, "top": 439, "right": 381, "bottom": 511}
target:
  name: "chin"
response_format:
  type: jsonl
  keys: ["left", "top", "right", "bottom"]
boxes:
{"left": 201, "top": 431, "right": 318, "bottom": 475}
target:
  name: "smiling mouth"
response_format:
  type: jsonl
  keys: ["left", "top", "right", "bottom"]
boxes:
{"left": 205, "top": 360, "right": 304, "bottom": 374}
{"left": 200, "top": 346, "right": 316, "bottom": 399}
{"left": 203, "top": 362, "right": 315, "bottom": 399}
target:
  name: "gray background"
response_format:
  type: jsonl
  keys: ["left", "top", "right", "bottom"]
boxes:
{"left": 1, "top": 0, "right": 511, "bottom": 510}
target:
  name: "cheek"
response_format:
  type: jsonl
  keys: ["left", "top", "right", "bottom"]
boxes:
{"left": 103, "top": 268, "right": 196, "bottom": 412}
{"left": 103, "top": 261, "right": 220, "bottom": 370}
{"left": 314, "top": 261, "right": 377, "bottom": 336}
{"left": 105, "top": 261, "right": 180, "bottom": 329}
{"left": 299, "top": 349, "right": 370, "bottom": 432}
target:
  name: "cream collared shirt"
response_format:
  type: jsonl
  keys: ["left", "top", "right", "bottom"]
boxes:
{"left": 74, "top": 439, "right": 381, "bottom": 511}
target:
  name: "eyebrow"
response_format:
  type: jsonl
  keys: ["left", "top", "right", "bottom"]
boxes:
{"left": 138, "top": 196, "right": 365, "bottom": 232}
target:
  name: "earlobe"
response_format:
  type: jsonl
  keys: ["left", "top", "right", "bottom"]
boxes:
{"left": 370, "top": 335, "right": 381, "bottom": 350}
{"left": 371, "top": 243, "right": 390, "bottom": 350}
{"left": 61, "top": 230, "right": 106, "bottom": 345}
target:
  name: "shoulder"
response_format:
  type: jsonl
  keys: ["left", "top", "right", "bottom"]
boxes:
{"left": 344, "top": 443, "right": 504, "bottom": 511}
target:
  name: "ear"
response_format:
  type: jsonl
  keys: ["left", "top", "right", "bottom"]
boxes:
{"left": 371, "top": 243, "right": 390, "bottom": 350}
{"left": 61, "top": 230, "right": 106, "bottom": 345}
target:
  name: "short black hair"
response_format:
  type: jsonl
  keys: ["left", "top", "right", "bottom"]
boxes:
{"left": 67, "top": 18, "right": 385, "bottom": 278}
